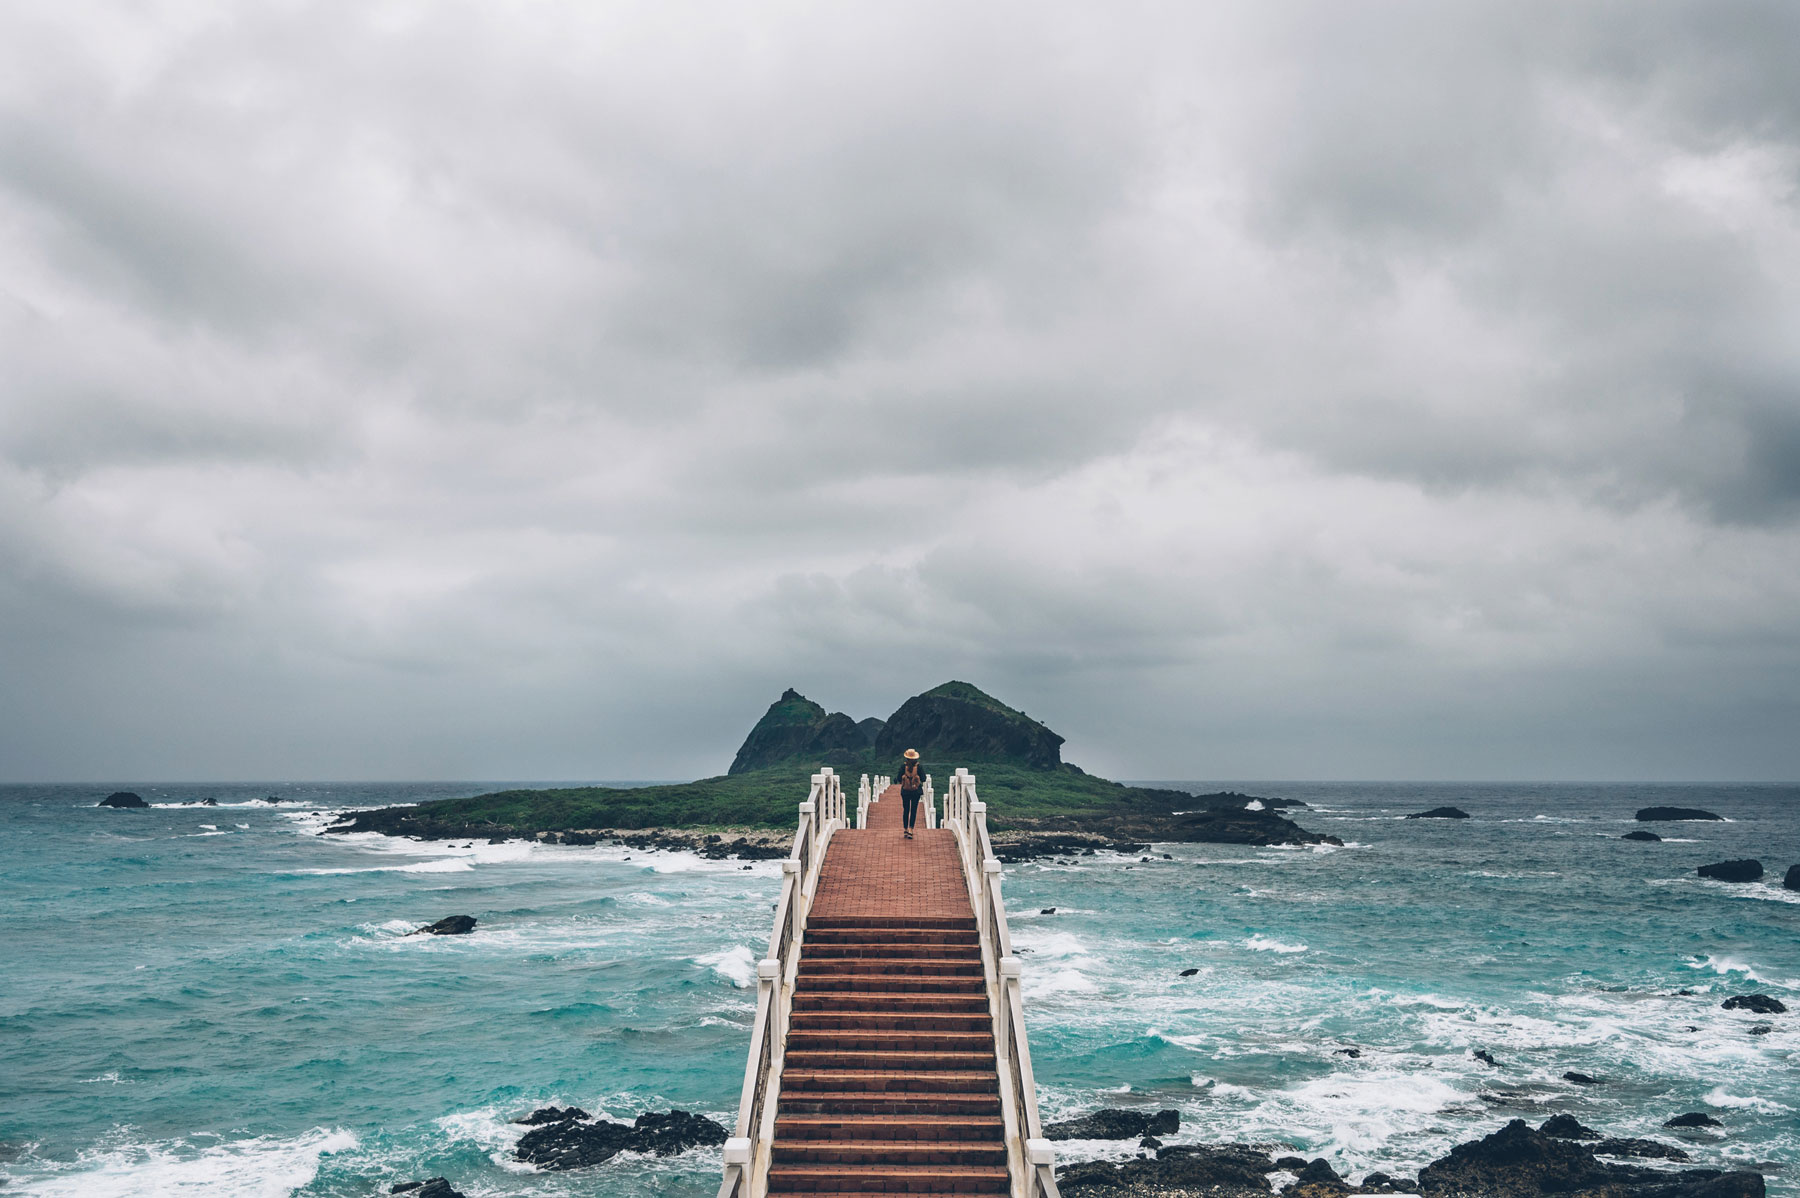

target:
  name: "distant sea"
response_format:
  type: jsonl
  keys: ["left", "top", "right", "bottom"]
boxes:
{"left": 2, "top": 781, "right": 1796, "bottom": 1196}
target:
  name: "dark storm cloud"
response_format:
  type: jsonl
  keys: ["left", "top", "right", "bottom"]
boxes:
{"left": 0, "top": 1, "right": 1796, "bottom": 781}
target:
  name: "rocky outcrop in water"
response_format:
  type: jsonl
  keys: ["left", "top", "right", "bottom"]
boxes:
{"left": 390, "top": 1180, "right": 465, "bottom": 1198}
{"left": 1665, "top": 1113, "right": 1723, "bottom": 1129}
{"left": 1697, "top": 860, "right": 1762, "bottom": 883}
{"left": 98, "top": 792, "right": 147, "bottom": 808}
{"left": 1416, "top": 1120, "right": 1761, "bottom": 1198}
{"left": 1407, "top": 806, "right": 1471, "bottom": 819}
{"left": 513, "top": 1108, "right": 726, "bottom": 1170}
{"left": 1623, "top": 830, "right": 1662, "bottom": 841}
{"left": 1637, "top": 807, "right": 1723, "bottom": 822}
{"left": 1056, "top": 1118, "right": 1759, "bottom": 1198}
{"left": 1045, "top": 1108, "right": 1180, "bottom": 1141}
{"left": 515, "top": 1106, "right": 589, "bottom": 1125}
{"left": 1785, "top": 865, "right": 1800, "bottom": 891}
{"left": 410, "top": 916, "right": 476, "bottom": 936}
{"left": 1722, "top": 994, "right": 1785, "bottom": 1014}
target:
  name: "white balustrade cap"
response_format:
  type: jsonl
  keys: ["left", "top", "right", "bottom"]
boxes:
{"left": 1026, "top": 1138, "right": 1055, "bottom": 1166}
{"left": 780, "top": 859, "right": 800, "bottom": 874}
{"left": 982, "top": 858, "right": 1001, "bottom": 875}
{"left": 999, "top": 956, "right": 1022, "bottom": 978}
{"left": 724, "top": 1137, "right": 752, "bottom": 1165}
{"left": 757, "top": 958, "right": 781, "bottom": 980}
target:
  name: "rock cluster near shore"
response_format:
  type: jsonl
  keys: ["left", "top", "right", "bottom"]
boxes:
{"left": 97, "top": 791, "right": 147, "bottom": 808}
{"left": 1057, "top": 1118, "right": 1764, "bottom": 1197}
{"left": 1046, "top": 1108, "right": 1180, "bottom": 1141}
{"left": 511, "top": 1107, "right": 726, "bottom": 1170}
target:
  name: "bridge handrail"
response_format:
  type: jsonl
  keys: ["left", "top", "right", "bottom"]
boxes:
{"left": 722, "top": 767, "right": 844, "bottom": 1198}
{"left": 944, "top": 769, "right": 1057, "bottom": 1198}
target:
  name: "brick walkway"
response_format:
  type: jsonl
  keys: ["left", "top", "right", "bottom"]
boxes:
{"left": 770, "top": 786, "right": 1007, "bottom": 1195}
{"left": 809, "top": 785, "right": 970, "bottom": 922}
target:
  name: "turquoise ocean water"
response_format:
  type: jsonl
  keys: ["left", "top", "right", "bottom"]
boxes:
{"left": 2, "top": 782, "right": 1796, "bottom": 1195}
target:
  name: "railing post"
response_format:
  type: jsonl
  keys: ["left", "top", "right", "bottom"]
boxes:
{"left": 998, "top": 956, "right": 1020, "bottom": 1061}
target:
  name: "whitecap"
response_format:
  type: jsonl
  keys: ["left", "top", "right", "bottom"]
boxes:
{"left": 6, "top": 1127, "right": 356, "bottom": 1197}
{"left": 1705, "top": 1087, "right": 1792, "bottom": 1113}
{"left": 1243, "top": 935, "right": 1307, "bottom": 954}
{"left": 298, "top": 858, "right": 474, "bottom": 875}
{"left": 1245, "top": 800, "right": 1266, "bottom": 811}
{"left": 696, "top": 945, "right": 758, "bottom": 988}
{"left": 1024, "top": 966, "right": 1098, "bottom": 996}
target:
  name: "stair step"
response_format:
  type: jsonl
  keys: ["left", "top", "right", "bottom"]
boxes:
{"left": 775, "top": 1115, "right": 1004, "bottom": 1142}
{"left": 772, "top": 1139, "right": 1008, "bottom": 1166}
{"left": 788, "top": 1030, "right": 994, "bottom": 1052}
{"left": 808, "top": 916, "right": 976, "bottom": 931}
{"left": 797, "top": 974, "right": 986, "bottom": 994}
{"left": 790, "top": 1011, "right": 993, "bottom": 1032}
{"left": 793, "top": 992, "right": 988, "bottom": 1013}
{"left": 802, "top": 942, "right": 982, "bottom": 960}
{"left": 782, "top": 1070, "right": 999, "bottom": 1094}
{"left": 806, "top": 928, "right": 979, "bottom": 947}
{"left": 766, "top": 1162, "right": 1008, "bottom": 1194}
{"left": 798, "top": 958, "right": 984, "bottom": 977}
{"left": 778, "top": 1090, "right": 1002, "bottom": 1114}
{"left": 786, "top": 1048, "right": 995, "bottom": 1072}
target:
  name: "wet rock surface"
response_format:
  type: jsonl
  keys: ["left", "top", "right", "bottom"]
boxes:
{"left": 389, "top": 1180, "right": 465, "bottom": 1198}
{"left": 1406, "top": 806, "right": 1472, "bottom": 819}
{"left": 1636, "top": 807, "right": 1724, "bottom": 822}
{"left": 97, "top": 792, "right": 147, "bottom": 808}
{"left": 1721, "top": 994, "right": 1785, "bottom": 1014}
{"left": 1785, "top": 864, "right": 1800, "bottom": 891}
{"left": 1057, "top": 1118, "right": 1761, "bottom": 1197}
{"left": 410, "top": 915, "right": 476, "bottom": 936}
{"left": 513, "top": 1108, "right": 726, "bottom": 1170}
{"left": 1666, "top": 1113, "right": 1724, "bottom": 1129}
{"left": 1697, "top": 860, "right": 1762, "bottom": 883}
{"left": 1045, "top": 1108, "right": 1180, "bottom": 1141}
{"left": 1622, "top": 830, "right": 1663, "bottom": 841}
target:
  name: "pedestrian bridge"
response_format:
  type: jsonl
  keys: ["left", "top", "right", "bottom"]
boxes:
{"left": 719, "top": 766, "right": 1060, "bottom": 1198}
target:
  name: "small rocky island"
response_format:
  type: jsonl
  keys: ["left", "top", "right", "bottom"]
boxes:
{"left": 326, "top": 681, "right": 1344, "bottom": 852}
{"left": 97, "top": 791, "right": 148, "bottom": 808}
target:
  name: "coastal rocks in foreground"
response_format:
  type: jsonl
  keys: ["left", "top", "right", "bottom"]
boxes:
{"left": 98, "top": 792, "right": 147, "bottom": 808}
{"left": 1407, "top": 806, "right": 1471, "bottom": 819}
{"left": 1416, "top": 1120, "right": 1759, "bottom": 1198}
{"left": 390, "top": 1181, "right": 466, "bottom": 1198}
{"left": 1056, "top": 1118, "right": 1761, "bottom": 1198}
{"left": 1697, "top": 860, "right": 1762, "bottom": 883}
{"left": 512, "top": 1107, "right": 726, "bottom": 1170}
{"left": 1623, "top": 830, "right": 1662, "bottom": 841}
{"left": 1637, "top": 807, "right": 1724, "bottom": 822}
{"left": 410, "top": 916, "right": 476, "bottom": 936}
{"left": 1045, "top": 1108, "right": 1180, "bottom": 1141}
{"left": 1722, "top": 994, "right": 1786, "bottom": 1014}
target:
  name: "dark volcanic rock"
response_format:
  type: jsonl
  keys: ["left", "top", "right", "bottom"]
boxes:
{"left": 197, "top": 797, "right": 218, "bottom": 806}
{"left": 1541, "top": 1115, "right": 1600, "bottom": 1140}
{"left": 98, "top": 792, "right": 147, "bottom": 808}
{"left": 1665, "top": 1113, "right": 1724, "bottom": 1129}
{"left": 1407, "top": 806, "right": 1471, "bottom": 819}
{"left": 514, "top": 1106, "right": 590, "bottom": 1125}
{"left": 1637, "top": 807, "right": 1724, "bottom": 822}
{"left": 514, "top": 1109, "right": 726, "bottom": 1170}
{"left": 1785, "top": 864, "right": 1800, "bottom": 891}
{"left": 1058, "top": 1143, "right": 1276, "bottom": 1196}
{"left": 1045, "top": 1108, "right": 1179, "bottom": 1141}
{"left": 874, "top": 680, "right": 1065, "bottom": 769}
{"left": 411, "top": 915, "right": 476, "bottom": 936}
{"left": 1623, "top": 829, "right": 1663, "bottom": 841}
{"left": 1165, "top": 806, "right": 1342, "bottom": 847}
{"left": 1474, "top": 1049, "right": 1500, "bottom": 1066}
{"left": 1180, "top": 967, "right": 1200, "bottom": 977}
{"left": 1722, "top": 994, "right": 1786, "bottom": 1014}
{"left": 390, "top": 1180, "right": 465, "bottom": 1198}
{"left": 1596, "top": 1139, "right": 1693, "bottom": 1162}
{"left": 1563, "top": 1072, "right": 1601, "bottom": 1086}
{"left": 1698, "top": 860, "right": 1762, "bottom": 883}
{"left": 993, "top": 834, "right": 1145, "bottom": 863}
{"left": 1418, "top": 1119, "right": 1762, "bottom": 1198}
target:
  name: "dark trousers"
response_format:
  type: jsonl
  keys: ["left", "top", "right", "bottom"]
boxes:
{"left": 901, "top": 790, "right": 921, "bottom": 830}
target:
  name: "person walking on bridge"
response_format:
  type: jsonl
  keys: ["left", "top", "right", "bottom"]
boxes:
{"left": 899, "top": 749, "right": 924, "bottom": 839}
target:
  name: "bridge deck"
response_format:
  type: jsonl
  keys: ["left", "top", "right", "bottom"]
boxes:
{"left": 768, "top": 786, "right": 1008, "bottom": 1195}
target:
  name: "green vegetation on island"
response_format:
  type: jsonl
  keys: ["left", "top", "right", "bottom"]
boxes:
{"left": 326, "top": 680, "right": 1338, "bottom": 850}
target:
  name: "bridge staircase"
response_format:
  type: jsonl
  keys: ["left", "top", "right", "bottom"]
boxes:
{"left": 720, "top": 767, "right": 1058, "bottom": 1198}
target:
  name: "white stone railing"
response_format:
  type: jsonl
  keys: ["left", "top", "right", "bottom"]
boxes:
{"left": 720, "top": 767, "right": 845, "bottom": 1198}
{"left": 941, "top": 768, "right": 1059, "bottom": 1198}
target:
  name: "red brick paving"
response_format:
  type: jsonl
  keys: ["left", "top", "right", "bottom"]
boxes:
{"left": 809, "top": 786, "right": 971, "bottom": 922}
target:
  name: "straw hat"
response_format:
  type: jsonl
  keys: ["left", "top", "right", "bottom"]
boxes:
{"left": 902, "top": 748, "right": 920, "bottom": 760}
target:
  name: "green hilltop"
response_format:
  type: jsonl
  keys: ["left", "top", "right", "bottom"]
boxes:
{"left": 330, "top": 681, "right": 1154, "bottom": 837}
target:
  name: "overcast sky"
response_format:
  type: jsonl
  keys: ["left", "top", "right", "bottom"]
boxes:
{"left": 3, "top": 2, "right": 1797, "bottom": 783}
